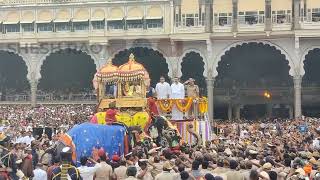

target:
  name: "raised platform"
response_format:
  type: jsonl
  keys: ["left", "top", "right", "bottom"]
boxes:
{"left": 170, "top": 120, "right": 212, "bottom": 145}
{"left": 98, "top": 98, "right": 147, "bottom": 110}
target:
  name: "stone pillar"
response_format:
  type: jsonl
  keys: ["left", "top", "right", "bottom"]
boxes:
{"left": 232, "top": 0, "right": 238, "bottom": 33}
{"left": 207, "top": 78, "right": 214, "bottom": 121}
{"left": 293, "top": 0, "right": 301, "bottom": 29}
{"left": 293, "top": 76, "right": 302, "bottom": 119}
{"left": 289, "top": 105, "right": 294, "bottom": 119}
{"left": 234, "top": 104, "right": 241, "bottom": 120}
{"left": 30, "top": 80, "right": 38, "bottom": 107}
{"left": 266, "top": 103, "right": 273, "bottom": 118}
{"left": 205, "top": 0, "right": 213, "bottom": 32}
{"left": 228, "top": 102, "right": 233, "bottom": 120}
{"left": 170, "top": 41, "right": 181, "bottom": 78}
{"left": 265, "top": 0, "right": 272, "bottom": 31}
{"left": 170, "top": 1, "right": 174, "bottom": 33}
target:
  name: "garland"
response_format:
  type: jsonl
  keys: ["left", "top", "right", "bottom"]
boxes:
{"left": 175, "top": 98, "right": 193, "bottom": 113}
{"left": 157, "top": 99, "right": 174, "bottom": 112}
{"left": 198, "top": 97, "right": 208, "bottom": 114}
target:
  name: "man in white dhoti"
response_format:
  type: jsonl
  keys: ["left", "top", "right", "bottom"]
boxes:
{"left": 155, "top": 76, "right": 171, "bottom": 99}
{"left": 170, "top": 77, "right": 185, "bottom": 120}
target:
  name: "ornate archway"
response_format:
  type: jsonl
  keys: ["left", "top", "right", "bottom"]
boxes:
{"left": 38, "top": 49, "right": 97, "bottom": 93}
{"left": 214, "top": 42, "right": 293, "bottom": 120}
{"left": 301, "top": 48, "right": 320, "bottom": 117}
{"left": 112, "top": 47, "right": 169, "bottom": 87}
{"left": 213, "top": 40, "right": 297, "bottom": 77}
{"left": 0, "top": 50, "right": 29, "bottom": 99}
{"left": 180, "top": 51, "right": 206, "bottom": 95}
{"left": 178, "top": 49, "right": 208, "bottom": 77}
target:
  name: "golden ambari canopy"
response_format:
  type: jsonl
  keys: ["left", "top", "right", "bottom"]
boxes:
{"left": 118, "top": 53, "right": 147, "bottom": 81}
{"left": 96, "top": 60, "right": 119, "bottom": 83}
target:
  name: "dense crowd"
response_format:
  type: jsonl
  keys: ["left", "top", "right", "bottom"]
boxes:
{"left": 0, "top": 105, "right": 95, "bottom": 129}
{"left": 0, "top": 104, "right": 318, "bottom": 180}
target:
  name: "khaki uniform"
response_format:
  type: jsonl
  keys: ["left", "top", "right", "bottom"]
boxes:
{"left": 155, "top": 171, "right": 179, "bottom": 180}
{"left": 114, "top": 165, "right": 127, "bottom": 180}
{"left": 186, "top": 85, "right": 199, "bottom": 98}
{"left": 94, "top": 161, "right": 113, "bottom": 180}
{"left": 225, "top": 170, "right": 245, "bottom": 180}
{"left": 125, "top": 176, "right": 139, "bottom": 180}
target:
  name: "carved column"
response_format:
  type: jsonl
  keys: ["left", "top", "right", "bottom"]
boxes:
{"left": 30, "top": 80, "right": 38, "bottom": 107}
{"left": 232, "top": 0, "right": 238, "bottom": 33}
{"left": 228, "top": 102, "right": 233, "bottom": 120}
{"left": 265, "top": 0, "right": 272, "bottom": 31}
{"left": 289, "top": 105, "right": 294, "bottom": 119}
{"left": 266, "top": 103, "right": 273, "bottom": 118}
{"left": 206, "top": 39, "right": 214, "bottom": 121}
{"left": 204, "top": 0, "right": 213, "bottom": 33}
{"left": 170, "top": 1, "right": 175, "bottom": 33}
{"left": 293, "top": 0, "right": 301, "bottom": 29}
{"left": 170, "top": 41, "right": 181, "bottom": 78}
{"left": 206, "top": 78, "right": 214, "bottom": 121}
{"left": 293, "top": 75, "right": 302, "bottom": 119}
{"left": 234, "top": 104, "right": 241, "bottom": 120}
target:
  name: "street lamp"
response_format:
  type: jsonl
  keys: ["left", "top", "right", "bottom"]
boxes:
{"left": 263, "top": 91, "right": 271, "bottom": 99}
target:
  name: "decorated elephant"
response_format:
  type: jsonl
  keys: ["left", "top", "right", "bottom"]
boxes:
{"left": 58, "top": 123, "right": 130, "bottom": 164}
{"left": 147, "top": 116, "right": 181, "bottom": 148}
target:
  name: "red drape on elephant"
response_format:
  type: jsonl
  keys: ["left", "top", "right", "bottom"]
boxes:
{"left": 148, "top": 97, "right": 159, "bottom": 116}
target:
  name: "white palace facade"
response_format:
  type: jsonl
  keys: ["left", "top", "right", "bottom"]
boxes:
{"left": 0, "top": 0, "right": 320, "bottom": 119}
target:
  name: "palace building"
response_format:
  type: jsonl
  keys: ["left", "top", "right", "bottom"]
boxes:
{"left": 0, "top": 0, "right": 320, "bottom": 120}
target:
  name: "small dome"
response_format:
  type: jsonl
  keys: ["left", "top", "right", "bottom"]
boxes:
{"left": 97, "top": 60, "right": 118, "bottom": 78}
{"left": 118, "top": 53, "right": 145, "bottom": 73}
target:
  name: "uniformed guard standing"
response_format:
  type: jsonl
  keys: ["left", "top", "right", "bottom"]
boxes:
{"left": 51, "top": 147, "right": 82, "bottom": 180}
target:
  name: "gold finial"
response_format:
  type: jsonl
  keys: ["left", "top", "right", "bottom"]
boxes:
{"left": 129, "top": 53, "right": 135, "bottom": 61}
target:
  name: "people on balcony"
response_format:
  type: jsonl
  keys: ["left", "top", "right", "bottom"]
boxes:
{"left": 155, "top": 76, "right": 171, "bottom": 100}
{"left": 170, "top": 77, "right": 185, "bottom": 121}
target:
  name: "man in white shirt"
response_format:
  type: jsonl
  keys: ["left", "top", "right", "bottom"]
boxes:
{"left": 155, "top": 76, "right": 171, "bottom": 99}
{"left": 23, "top": 131, "right": 35, "bottom": 145}
{"left": 33, "top": 163, "right": 47, "bottom": 180}
{"left": 155, "top": 77, "right": 171, "bottom": 115}
{"left": 78, "top": 156, "right": 101, "bottom": 180}
{"left": 170, "top": 77, "right": 185, "bottom": 121}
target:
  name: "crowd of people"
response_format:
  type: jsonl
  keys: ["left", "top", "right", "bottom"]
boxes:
{"left": 0, "top": 103, "right": 318, "bottom": 180}
{"left": 0, "top": 105, "right": 95, "bottom": 129}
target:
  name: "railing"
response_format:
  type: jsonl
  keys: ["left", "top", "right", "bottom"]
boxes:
{"left": 1, "top": 0, "right": 159, "bottom": 5}
{"left": 4, "top": 95, "right": 30, "bottom": 101}
{"left": 0, "top": 93, "right": 96, "bottom": 102}
{"left": 36, "top": 93, "right": 97, "bottom": 101}
{"left": 155, "top": 97, "right": 208, "bottom": 121}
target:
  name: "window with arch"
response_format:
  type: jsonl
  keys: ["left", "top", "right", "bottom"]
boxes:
{"left": 91, "top": 20, "right": 105, "bottom": 30}
{"left": 126, "top": 19, "right": 143, "bottom": 29}
{"left": 21, "top": 23, "right": 34, "bottom": 32}
{"left": 238, "top": 11, "right": 265, "bottom": 25}
{"left": 73, "top": 21, "right": 89, "bottom": 31}
{"left": 182, "top": 13, "right": 200, "bottom": 27}
{"left": 5, "top": 24, "right": 20, "bottom": 33}
{"left": 37, "top": 23, "right": 53, "bottom": 32}
{"left": 146, "top": 18, "right": 163, "bottom": 29}
{"left": 55, "top": 22, "right": 71, "bottom": 32}
{"left": 306, "top": 8, "right": 320, "bottom": 22}
{"left": 108, "top": 20, "right": 124, "bottom": 30}
{"left": 272, "top": 10, "right": 291, "bottom": 24}
{"left": 214, "top": 13, "right": 233, "bottom": 26}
